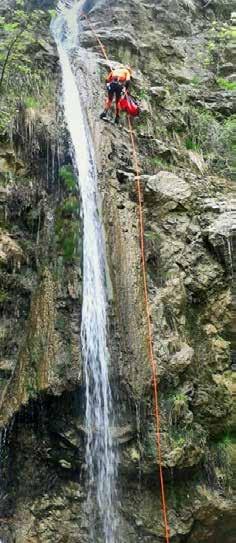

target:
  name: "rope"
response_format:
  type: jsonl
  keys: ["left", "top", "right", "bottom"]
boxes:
{"left": 81, "top": 11, "right": 170, "bottom": 543}
{"left": 127, "top": 116, "right": 170, "bottom": 542}
{"left": 81, "top": 12, "right": 113, "bottom": 71}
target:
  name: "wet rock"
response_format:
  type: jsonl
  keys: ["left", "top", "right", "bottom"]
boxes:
{"left": 0, "top": 358, "right": 14, "bottom": 377}
{"left": 59, "top": 459, "right": 72, "bottom": 469}
{"left": 206, "top": 208, "right": 236, "bottom": 271}
{"left": 196, "top": 90, "right": 235, "bottom": 115}
{"left": 219, "top": 63, "right": 235, "bottom": 76}
{"left": 112, "top": 424, "right": 135, "bottom": 444}
{"left": 169, "top": 344, "right": 194, "bottom": 374}
{"left": 150, "top": 86, "right": 166, "bottom": 101}
{"left": 171, "top": 66, "right": 197, "bottom": 84}
{"left": 0, "top": 232, "right": 25, "bottom": 268}
{"left": 144, "top": 171, "right": 192, "bottom": 208}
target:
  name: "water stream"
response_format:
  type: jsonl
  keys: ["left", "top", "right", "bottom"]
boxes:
{"left": 52, "top": 2, "right": 118, "bottom": 541}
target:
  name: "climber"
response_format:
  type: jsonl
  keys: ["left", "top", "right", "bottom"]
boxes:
{"left": 100, "top": 65, "right": 132, "bottom": 125}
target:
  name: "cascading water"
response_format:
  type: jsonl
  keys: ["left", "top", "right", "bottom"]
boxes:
{"left": 52, "top": 2, "right": 118, "bottom": 541}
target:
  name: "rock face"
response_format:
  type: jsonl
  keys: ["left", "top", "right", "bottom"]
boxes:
{"left": 0, "top": 0, "right": 235, "bottom": 542}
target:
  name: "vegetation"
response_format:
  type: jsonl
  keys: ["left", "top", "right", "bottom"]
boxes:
{"left": 148, "top": 157, "right": 168, "bottom": 168}
{"left": 185, "top": 108, "right": 235, "bottom": 177}
{"left": 0, "top": 0, "right": 54, "bottom": 134}
{"left": 216, "top": 78, "right": 236, "bottom": 91}
{"left": 190, "top": 76, "right": 202, "bottom": 86}
{"left": 185, "top": 137, "right": 200, "bottom": 152}
{"left": 55, "top": 164, "right": 80, "bottom": 262}
{"left": 0, "top": 290, "right": 9, "bottom": 304}
{"left": 59, "top": 165, "right": 77, "bottom": 192}
{"left": 135, "top": 88, "right": 149, "bottom": 101}
{"left": 205, "top": 433, "right": 235, "bottom": 490}
{"left": 203, "top": 17, "right": 235, "bottom": 72}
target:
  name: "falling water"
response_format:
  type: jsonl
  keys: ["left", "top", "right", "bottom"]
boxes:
{"left": 52, "top": 2, "right": 118, "bottom": 542}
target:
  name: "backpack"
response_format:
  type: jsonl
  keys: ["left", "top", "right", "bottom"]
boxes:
{"left": 119, "top": 94, "right": 140, "bottom": 117}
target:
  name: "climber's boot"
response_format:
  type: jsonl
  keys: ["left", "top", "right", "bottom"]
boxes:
{"left": 100, "top": 111, "right": 107, "bottom": 120}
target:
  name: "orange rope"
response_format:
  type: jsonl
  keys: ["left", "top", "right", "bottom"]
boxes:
{"left": 81, "top": 12, "right": 113, "bottom": 71}
{"left": 127, "top": 115, "right": 170, "bottom": 542}
{"left": 81, "top": 12, "right": 170, "bottom": 543}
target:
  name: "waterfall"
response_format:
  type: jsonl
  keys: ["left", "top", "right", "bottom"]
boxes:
{"left": 52, "top": 2, "right": 118, "bottom": 542}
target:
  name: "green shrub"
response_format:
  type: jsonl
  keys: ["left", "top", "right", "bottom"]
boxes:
{"left": 55, "top": 196, "right": 80, "bottom": 262}
{"left": 0, "top": 291, "right": 9, "bottom": 303}
{"left": 190, "top": 76, "right": 202, "bottom": 86}
{"left": 59, "top": 165, "right": 77, "bottom": 192}
{"left": 185, "top": 137, "right": 200, "bottom": 151}
{"left": 186, "top": 108, "right": 235, "bottom": 177}
{"left": 216, "top": 78, "right": 236, "bottom": 91}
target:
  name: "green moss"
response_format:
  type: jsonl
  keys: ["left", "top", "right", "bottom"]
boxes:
{"left": 190, "top": 76, "right": 202, "bottom": 86}
{"left": 213, "top": 431, "right": 236, "bottom": 447}
{"left": 185, "top": 137, "right": 200, "bottom": 151}
{"left": 148, "top": 157, "right": 167, "bottom": 167}
{"left": 0, "top": 290, "right": 9, "bottom": 303}
{"left": 207, "top": 41, "right": 216, "bottom": 51}
{"left": 55, "top": 196, "right": 81, "bottom": 263}
{"left": 28, "top": 336, "right": 45, "bottom": 368}
{"left": 61, "top": 196, "right": 78, "bottom": 215}
{"left": 61, "top": 232, "right": 78, "bottom": 261}
{"left": 172, "top": 435, "right": 185, "bottom": 447}
{"left": 216, "top": 78, "right": 236, "bottom": 91}
{"left": 24, "top": 96, "right": 40, "bottom": 109}
{"left": 59, "top": 165, "right": 77, "bottom": 192}
{"left": 220, "top": 26, "right": 236, "bottom": 40}
{"left": 144, "top": 230, "right": 160, "bottom": 241}
{"left": 135, "top": 88, "right": 149, "bottom": 101}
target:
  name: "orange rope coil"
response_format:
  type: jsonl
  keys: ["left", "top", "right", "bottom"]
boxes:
{"left": 81, "top": 11, "right": 170, "bottom": 542}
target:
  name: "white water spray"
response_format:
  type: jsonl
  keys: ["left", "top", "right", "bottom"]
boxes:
{"left": 52, "top": 2, "right": 118, "bottom": 541}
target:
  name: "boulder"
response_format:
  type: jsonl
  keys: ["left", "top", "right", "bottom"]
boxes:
{"left": 171, "top": 67, "right": 196, "bottom": 84}
{"left": 169, "top": 344, "right": 194, "bottom": 374}
{"left": 144, "top": 170, "right": 192, "bottom": 208}
{"left": 150, "top": 86, "right": 167, "bottom": 101}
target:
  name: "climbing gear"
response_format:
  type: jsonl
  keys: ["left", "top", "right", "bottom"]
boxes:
{"left": 103, "top": 81, "right": 123, "bottom": 121}
{"left": 100, "top": 111, "right": 107, "bottom": 119}
{"left": 81, "top": 13, "right": 170, "bottom": 542}
{"left": 107, "top": 81, "right": 123, "bottom": 97}
{"left": 119, "top": 94, "right": 140, "bottom": 117}
{"left": 106, "top": 67, "right": 131, "bottom": 85}
{"left": 114, "top": 115, "right": 120, "bottom": 125}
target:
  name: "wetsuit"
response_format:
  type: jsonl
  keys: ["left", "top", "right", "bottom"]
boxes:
{"left": 100, "top": 67, "right": 131, "bottom": 122}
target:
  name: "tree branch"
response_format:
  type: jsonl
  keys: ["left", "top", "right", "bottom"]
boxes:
{"left": 0, "top": 26, "right": 26, "bottom": 92}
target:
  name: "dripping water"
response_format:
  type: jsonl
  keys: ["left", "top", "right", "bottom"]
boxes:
{"left": 52, "top": 1, "right": 118, "bottom": 541}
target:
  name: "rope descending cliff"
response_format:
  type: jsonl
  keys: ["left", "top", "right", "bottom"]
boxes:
{"left": 82, "top": 8, "right": 170, "bottom": 542}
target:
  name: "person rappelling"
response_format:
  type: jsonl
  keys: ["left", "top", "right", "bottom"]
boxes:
{"left": 100, "top": 65, "right": 132, "bottom": 125}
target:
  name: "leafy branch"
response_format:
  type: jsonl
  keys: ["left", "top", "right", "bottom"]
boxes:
{"left": 0, "top": 1, "right": 50, "bottom": 93}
